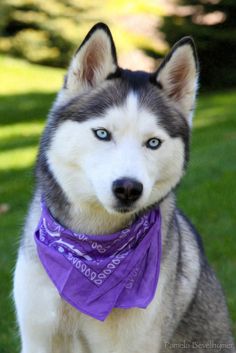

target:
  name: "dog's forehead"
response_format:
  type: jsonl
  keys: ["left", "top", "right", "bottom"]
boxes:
{"left": 54, "top": 71, "right": 159, "bottom": 124}
{"left": 94, "top": 91, "right": 161, "bottom": 137}
{"left": 118, "top": 69, "right": 151, "bottom": 88}
{"left": 51, "top": 71, "right": 189, "bottom": 143}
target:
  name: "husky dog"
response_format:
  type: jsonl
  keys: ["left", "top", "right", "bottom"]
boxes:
{"left": 14, "top": 23, "right": 235, "bottom": 353}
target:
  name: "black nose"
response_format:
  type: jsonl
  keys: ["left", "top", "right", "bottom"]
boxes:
{"left": 112, "top": 178, "right": 143, "bottom": 203}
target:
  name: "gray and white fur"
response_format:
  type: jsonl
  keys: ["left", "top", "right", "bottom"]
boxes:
{"left": 14, "top": 23, "right": 235, "bottom": 353}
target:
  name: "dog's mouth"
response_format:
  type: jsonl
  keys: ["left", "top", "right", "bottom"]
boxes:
{"left": 102, "top": 202, "right": 137, "bottom": 215}
{"left": 112, "top": 201, "right": 137, "bottom": 214}
{"left": 114, "top": 206, "right": 134, "bottom": 214}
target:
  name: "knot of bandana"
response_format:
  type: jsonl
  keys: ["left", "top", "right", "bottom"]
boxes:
{"left": 35, "top": 201, "right": 162, "bottom": 321}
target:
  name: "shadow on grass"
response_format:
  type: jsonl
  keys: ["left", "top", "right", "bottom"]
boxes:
{"left": 0, "top": 134, "right": 41, "bottom": 152}
{"left": 0, "top": 92, "right": 57, "bottom": 126}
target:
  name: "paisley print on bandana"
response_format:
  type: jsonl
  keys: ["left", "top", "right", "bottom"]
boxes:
{"left": 35, "top": 201, "right": 162, "bottom": 321}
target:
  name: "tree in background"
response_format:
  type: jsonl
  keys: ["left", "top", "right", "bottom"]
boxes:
{"left": 0, "top": 0, "right": 163, "bottom": 70}
{"left": 0, "top": 0, "right": 93, "bottom": 67}
{"left": 161, "top": 0, "right": 236, "bottom": 89}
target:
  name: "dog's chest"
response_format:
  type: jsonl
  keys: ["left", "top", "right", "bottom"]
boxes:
{"left": 56, "top": 299, "right": 162, "bottom": 353}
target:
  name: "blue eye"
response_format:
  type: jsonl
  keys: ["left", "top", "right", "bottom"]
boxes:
{"left": 146, "top": 138, "right": 162, "bottom": 150}
{"left": 93, "top": 128, "right": 111, "bottom": 141}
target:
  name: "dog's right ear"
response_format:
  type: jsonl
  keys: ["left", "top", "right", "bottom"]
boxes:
{"left": 65, "top": 23, "right": 118, "bottom": 95}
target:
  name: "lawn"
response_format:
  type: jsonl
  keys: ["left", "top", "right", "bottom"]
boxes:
{"left": 0, "top": 55, "right": 235, "bottom": 352}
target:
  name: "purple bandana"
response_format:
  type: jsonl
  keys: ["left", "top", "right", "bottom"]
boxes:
{"left": 34, "top": 201, "right": 162, "bottom": 321}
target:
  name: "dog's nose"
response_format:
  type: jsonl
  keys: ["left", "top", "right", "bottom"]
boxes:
{"left": 112, "top": 178, "right": 143, "bottom": 203}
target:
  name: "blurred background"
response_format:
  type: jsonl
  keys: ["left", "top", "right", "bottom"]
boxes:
{"left": 0, "top": 0, "right": 235, "bottom": 351}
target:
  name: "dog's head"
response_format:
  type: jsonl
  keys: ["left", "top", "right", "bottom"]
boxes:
{"left": 39, "top": 23, "right": 198, "bottom": 215}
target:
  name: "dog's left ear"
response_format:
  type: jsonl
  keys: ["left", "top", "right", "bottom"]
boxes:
{"left": 155, "top": 37, "right": 199, "bottom": 121}
{"left": 65, "top": 23, "right": 118, "bottom": 94}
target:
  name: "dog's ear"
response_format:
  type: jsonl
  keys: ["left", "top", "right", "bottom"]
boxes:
{"left": 155, "top": 37, "right": 199, "bottom": 122}
{"left": 65, "top": 23, "right": 118, "bottom": 93}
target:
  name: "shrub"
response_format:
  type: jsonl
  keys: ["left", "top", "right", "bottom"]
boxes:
{"left": 160, "top": 0, "right": 236, "bottom": 89}
{"left": 0, "top": 0, "right": 86, "bottom": 67}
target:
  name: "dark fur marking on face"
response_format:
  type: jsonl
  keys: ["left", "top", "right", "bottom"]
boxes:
{"left": 106, "top": 67, "right": 122, "bottom": 80}
{"left": 36, "top": 150, "right": 71, "bottom": 223}
{"left": 52, "top": 83, "right": 128, "bottom": 124}
{"left": 63, "top": 75, "right": 68, "bottom": 89}
{"left": 119, "top": 69, "right": 150, "bottom": 90}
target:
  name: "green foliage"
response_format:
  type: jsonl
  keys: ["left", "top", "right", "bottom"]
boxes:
{"left": 0, "top": 55, "right": 236, "bottom": 351}
{"left": 161, "top": 0, "right": 236, "bottom": 89}
{"left": 0, "top": 0, "right": 91, "bottom": 66}
{"left": 0, "top": 0, "right": 165, "bottom": 68}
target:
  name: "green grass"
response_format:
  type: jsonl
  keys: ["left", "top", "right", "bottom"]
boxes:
{"left": 0, "top": 55, "right": 235, "bottom": 352}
